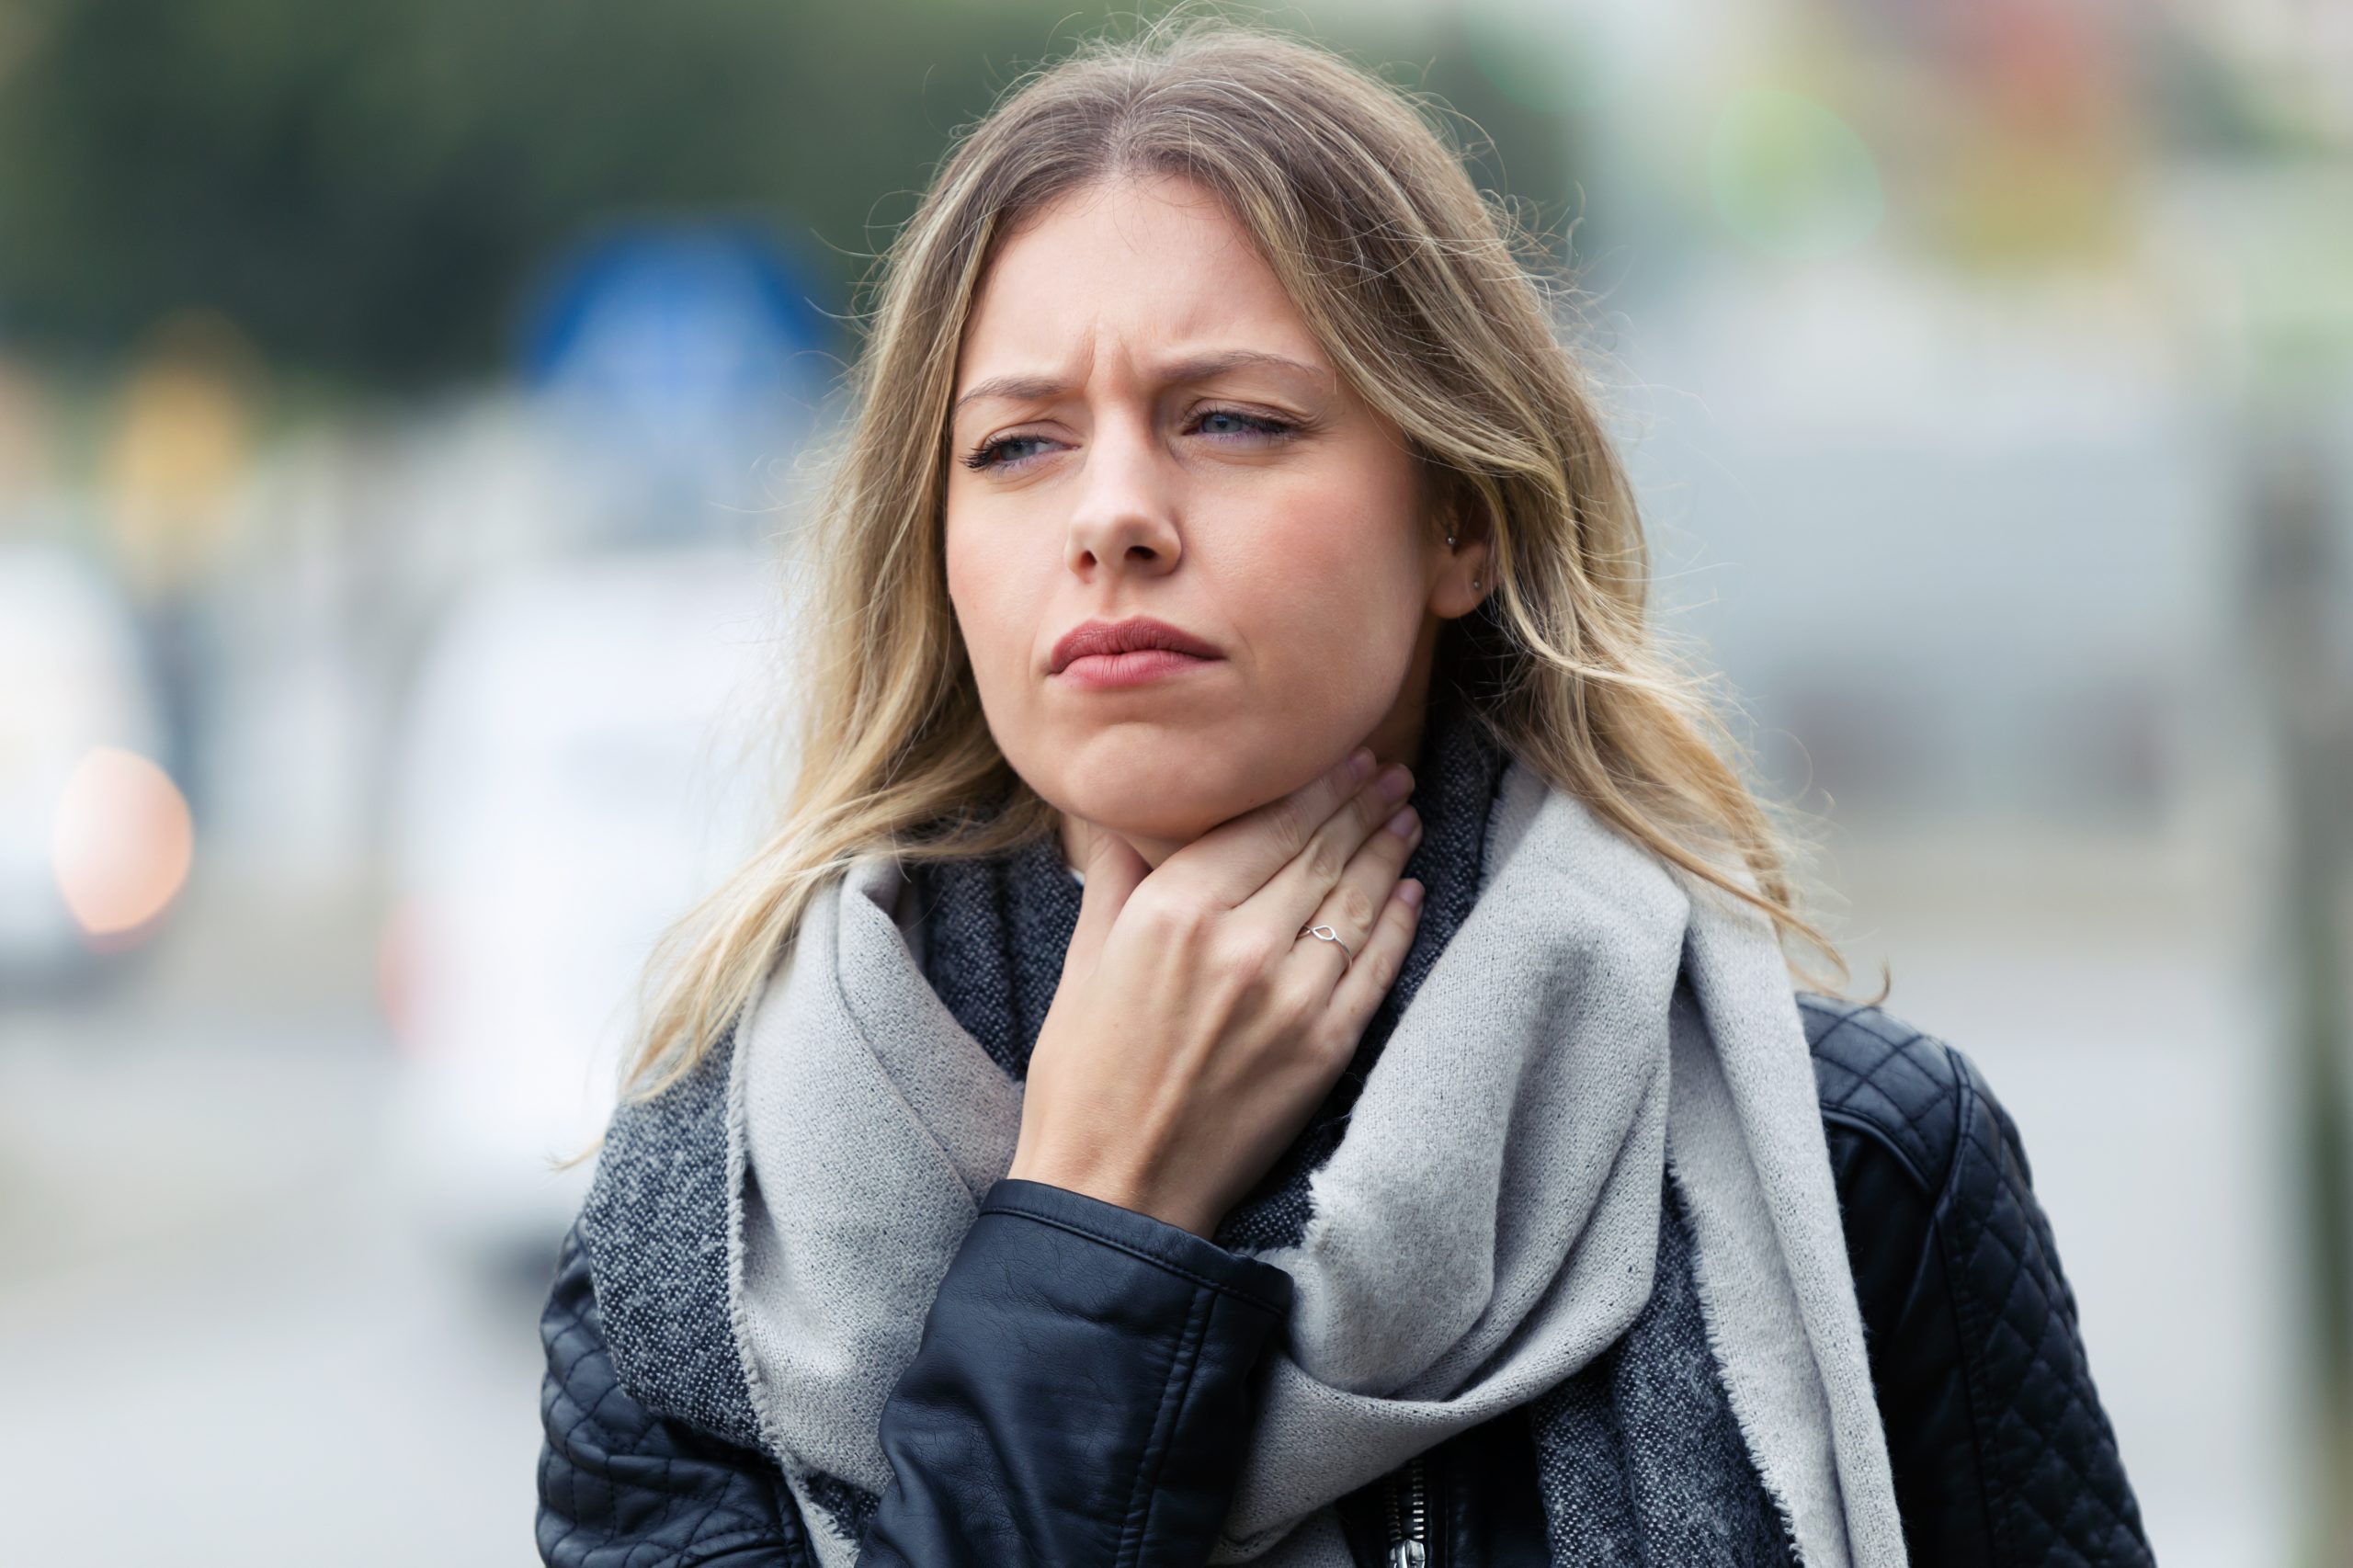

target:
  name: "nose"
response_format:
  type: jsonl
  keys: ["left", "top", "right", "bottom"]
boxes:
{"left": 1063, "top": 414, "right": 1182, "bottom": 583}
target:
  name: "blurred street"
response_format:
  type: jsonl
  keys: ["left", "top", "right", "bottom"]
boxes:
{"left": 0, "top": 869, "right": 546, "bottom": 1562}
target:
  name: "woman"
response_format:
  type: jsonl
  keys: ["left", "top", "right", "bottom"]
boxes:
{"left": 537, "top": 17, "right": 2153, "bottom": 1567}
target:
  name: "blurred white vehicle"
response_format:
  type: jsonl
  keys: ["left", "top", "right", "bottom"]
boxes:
{"left": 384, "top": 546, "right": 785, "bottom": 1261}
{"left": 0, "top": 544, "right": 167, "bottom": 985}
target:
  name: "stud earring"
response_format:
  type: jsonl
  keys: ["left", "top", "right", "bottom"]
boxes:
{"left": 1446, "top": 532, "right": 1458, "bottom": 550}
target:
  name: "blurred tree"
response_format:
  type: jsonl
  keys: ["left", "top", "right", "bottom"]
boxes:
{"left": 0, "top": 0, "right": 1577, "bottom": 391}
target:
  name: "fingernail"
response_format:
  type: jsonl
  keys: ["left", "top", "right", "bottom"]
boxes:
{"left": 1386, "top": 806, "right": 1417, "bottom": 838}
{"left": 1377, "top": 764, "right": 1413, "bottom": 801}
{"left": 1349, "top": 746, "right": 1376, "bottom": 780}
{"left": 1397, "top": 880, "right": 1426, "bottom": 909}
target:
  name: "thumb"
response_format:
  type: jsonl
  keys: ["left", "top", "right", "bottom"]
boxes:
{"left": 1064, "top": 818, "right": 1150, "bottom": 971}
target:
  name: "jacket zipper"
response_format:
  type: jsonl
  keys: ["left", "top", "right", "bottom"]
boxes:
{"left": 1382, "top": 1454, "right": 1429, "bottom": 1568}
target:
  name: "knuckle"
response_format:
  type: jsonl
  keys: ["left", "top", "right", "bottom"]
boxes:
{"left": 1136, "top": 886, "right": 1211, "bottom": 942}
{"left": 1336, "top": 882, "right": 1377, "bottom": 932}
{"left": 1274, "top": 970, "right": 1324, "bottom": 1022}
{"left": 1302, "top": 832, "right": 1344, "bottom": 884}
{"left": 1266, "top": 795, "right": 1312, "bottom": 850}
{"left": 1225, "top": 926, "right": 1286, "bottom": 979}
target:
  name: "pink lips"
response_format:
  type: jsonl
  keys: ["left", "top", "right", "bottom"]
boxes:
{"left": 1049, "top": 616, "right": 1224, "bottom": 689}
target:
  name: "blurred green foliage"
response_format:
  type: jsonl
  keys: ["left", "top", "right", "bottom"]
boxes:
{"left": 0, "top": 0, "right": 1577, "bottom": 390}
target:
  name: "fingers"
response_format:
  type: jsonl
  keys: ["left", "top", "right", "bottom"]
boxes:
{"left": 1323, "top": 878, "right": 1425, "bottom": 1037}
{"left": 1164, "top": 746, "right": 1379, "bottom": 906}
{"left": 1287, "top": 789, "right": 1420, "bottom": 984}
{"left": 1065, "top": 818, "right": 1150, "bottom": 973}
{"left": 1252, "top": 760, "right": 1415, "bottom": 938}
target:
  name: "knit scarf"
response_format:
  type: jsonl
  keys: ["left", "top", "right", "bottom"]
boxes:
{"left": 725, "top": 699, "right": 1905, "bottom": 1567}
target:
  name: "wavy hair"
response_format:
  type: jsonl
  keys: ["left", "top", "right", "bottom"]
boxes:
{"left": 608, "top": 9, "right": 1882, "bottom": 1111}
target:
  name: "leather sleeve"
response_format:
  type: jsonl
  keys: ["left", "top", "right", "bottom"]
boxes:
{"left": 539, "top": 1223, "right": 816, "bottom": 1567}
{"left": 1807, "top": 998, "right": 2155, "bottom": 1567}
{"left": 859, "top": 1176, "right": 1297, "bottom": 1567}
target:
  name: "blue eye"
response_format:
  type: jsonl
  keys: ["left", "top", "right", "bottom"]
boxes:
{"left": 961, "top": 435, "right": 1052, "bottom": 471}
{"left": 1193, "top": 409, "right": 1296, "bottom": 441}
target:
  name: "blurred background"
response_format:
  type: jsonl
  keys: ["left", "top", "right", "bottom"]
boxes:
{"left": 1, "top": 0, "right": 2347, "bottom": 1560}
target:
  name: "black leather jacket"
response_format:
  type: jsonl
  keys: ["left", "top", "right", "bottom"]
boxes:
{"left": 537, "top": 994, "right": 2154, "bottom": 1566}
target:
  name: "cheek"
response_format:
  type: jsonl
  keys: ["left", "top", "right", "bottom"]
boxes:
{"left": 942, "top": 517, "right": 1035, "bottom": 758}
{"left": 1222, "top": 474, "right": 1428, "bottom": 686}
{"left": 944, "top": 513, "right": 1027, "bottom": 676}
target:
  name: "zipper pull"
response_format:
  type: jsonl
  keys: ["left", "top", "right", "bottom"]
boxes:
{"left": 1387, "top": 1545, "right": 1427, "bottom": 1568}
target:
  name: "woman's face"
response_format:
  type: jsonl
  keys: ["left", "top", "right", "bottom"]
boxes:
{"left": 943, "top": 173, "right": 1483, "bottom": 862}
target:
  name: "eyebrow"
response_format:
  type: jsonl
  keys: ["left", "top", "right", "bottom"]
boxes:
{"left": 949, "top": 349, "right": 1333, "bottom": 420}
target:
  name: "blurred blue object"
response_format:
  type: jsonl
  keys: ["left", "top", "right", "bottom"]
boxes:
{"left": 519, "top": 220, "right": 826, "bottom": 397}
{"left": 514, "top": 222, "right": 833, "bottom": 540}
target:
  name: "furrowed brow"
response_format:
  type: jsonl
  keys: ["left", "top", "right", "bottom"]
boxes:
{"left": 949, "top": 373, "right": 1069, "bottom": 418}
{"left": 949, "top": 349, "right": 1330, "bottom": 419}
{"left": 1155, "top": 349, "right": 1331, "bottom": 392}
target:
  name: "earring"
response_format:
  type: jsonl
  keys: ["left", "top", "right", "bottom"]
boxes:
{"left": 1446, "top": 532, "right": 1458, "bottom": 550}
{"left": 1472, "top": 575, "right": 1482, "bottom": 592}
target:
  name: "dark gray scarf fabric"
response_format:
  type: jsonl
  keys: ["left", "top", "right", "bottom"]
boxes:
{"left": 905, "top": 694, "right": 1798, "bottom": 1564}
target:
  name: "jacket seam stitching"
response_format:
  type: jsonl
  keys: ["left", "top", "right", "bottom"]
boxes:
{"left": 1934, "top": 1059, "right": 2012, "bottom": 1563}
{"left": 1819, "top": 1106, "right": 1938, "bottom": 1193}
{"left": 676, "top": 1528, "right": 802, "bottom": 1567}
{"left": 1115, "top": 1283, "right": 1214, "bottom": 1568}
{"left": 978, "top": 1204, "right": 1289, "bottom": 1315}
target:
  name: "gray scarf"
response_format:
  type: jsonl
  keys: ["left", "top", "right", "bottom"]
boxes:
{"left": 724, "top": 712, "right": 1905, "bottom": 1567}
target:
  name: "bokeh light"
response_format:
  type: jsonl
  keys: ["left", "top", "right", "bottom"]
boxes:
{"left": 51, "top": 744, "right": 195, "bottom": 942}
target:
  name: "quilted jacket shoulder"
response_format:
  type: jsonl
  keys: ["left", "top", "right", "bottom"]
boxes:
{"left": 1796, "top": 993, "right": 2155, "bottom": 1567}
{"left": 1802, "top": 993, "right": 1972, "bottom": 1188}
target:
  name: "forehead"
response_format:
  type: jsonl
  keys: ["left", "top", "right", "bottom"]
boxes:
{"left": 954, "top": 174, "right": 1327, "bottom": 383}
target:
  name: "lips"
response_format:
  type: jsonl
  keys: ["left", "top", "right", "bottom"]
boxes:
{"left": 1048, "top": 617, "right": 1224, "bottom": 676}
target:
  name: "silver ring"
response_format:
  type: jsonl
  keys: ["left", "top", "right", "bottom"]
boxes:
{"left": 1297, "top": 923, "right": 1354, "bottom": 972}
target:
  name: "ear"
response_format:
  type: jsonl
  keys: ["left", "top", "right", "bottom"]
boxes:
{"left": 1427, "top": 485, "right": 1495, "bottom": 621}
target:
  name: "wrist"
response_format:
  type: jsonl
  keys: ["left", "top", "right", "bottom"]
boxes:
{"left": 1004, "top": 1147, "right": 1216, "bottom": 1237}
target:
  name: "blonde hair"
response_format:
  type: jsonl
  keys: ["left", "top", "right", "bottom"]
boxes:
{"left": 612, "top": 9, "right": 1881, "bottom": 1109}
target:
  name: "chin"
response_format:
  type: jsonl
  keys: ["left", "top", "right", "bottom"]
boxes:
{"left": 1028, "top": 726, "right": 1291, "bottom": 846}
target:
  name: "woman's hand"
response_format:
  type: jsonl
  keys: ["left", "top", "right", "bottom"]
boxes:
{"left": 1006, "top": 747, "right": 1427, "bottom": 1238}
